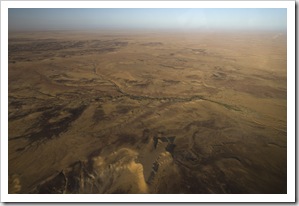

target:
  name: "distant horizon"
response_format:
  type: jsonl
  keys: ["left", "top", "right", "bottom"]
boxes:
{"left": 8, "top": 8, "right": 287, "bottom": 32}
{"left": 8, "top": 28, "right": 288, "bottom": 33}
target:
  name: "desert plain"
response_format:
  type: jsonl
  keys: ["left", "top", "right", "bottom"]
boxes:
{"left": 8, "top": 30, "right": 287, "bottom": 194}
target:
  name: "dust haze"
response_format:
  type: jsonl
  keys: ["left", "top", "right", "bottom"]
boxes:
{"left": 8, "top": 30, "right": 287, "bottom": 194}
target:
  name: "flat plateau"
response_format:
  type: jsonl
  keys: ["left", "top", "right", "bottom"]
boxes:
{"left": 8, "top": 30, "right": 287, "bottom": 194}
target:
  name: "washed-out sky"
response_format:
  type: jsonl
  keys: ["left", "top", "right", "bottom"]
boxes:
{"left": 8, "top": 8, "right": 287, "bottom": 31}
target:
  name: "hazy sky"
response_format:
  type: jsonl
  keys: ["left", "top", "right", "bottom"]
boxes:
{"left": 8, "top": 8, "right": 287, "bottom": 31}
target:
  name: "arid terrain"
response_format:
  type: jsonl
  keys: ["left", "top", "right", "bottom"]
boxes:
{"left": 8, "top": 30, "right": 287, "bottom": 194}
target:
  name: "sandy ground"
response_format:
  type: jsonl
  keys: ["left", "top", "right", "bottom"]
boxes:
{"left": 8, "top": 30, "right": 287, "bottom": 194}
